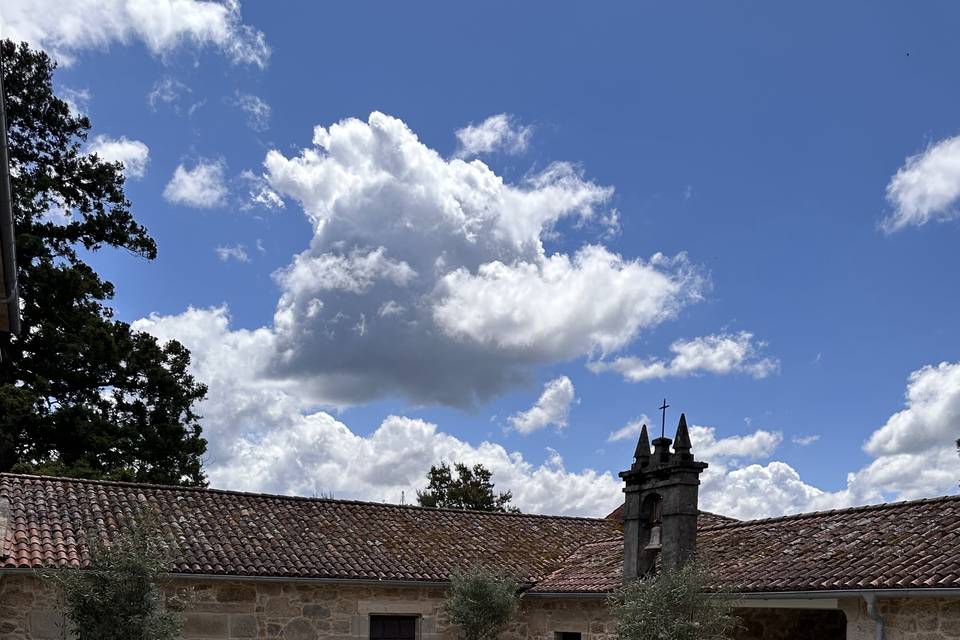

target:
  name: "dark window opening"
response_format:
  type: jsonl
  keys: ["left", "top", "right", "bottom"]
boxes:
{"left": 555, "top": 633, "right": 582, "bottom": 640}
{"left": 370, "top": 615, "right": 418, "bottom": 640}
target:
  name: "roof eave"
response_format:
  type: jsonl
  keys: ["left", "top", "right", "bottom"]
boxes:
{"left": 736, "top": 588, "right": 960, "bottom": 600}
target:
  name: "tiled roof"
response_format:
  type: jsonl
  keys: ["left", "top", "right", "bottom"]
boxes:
{"left": 3, "top": 473, "right": 959, "bottom": 594}
{"left": 534, "top": 494, "right": 960, "bottom": 593}
{"left": 0, "top": 473, "right": 619, "bottom": 583}
{"left": 528, "top": 539, "right": 622, "bottom": 593}
{"left": 604, "top": 502, "right": 738, "bottom": 528}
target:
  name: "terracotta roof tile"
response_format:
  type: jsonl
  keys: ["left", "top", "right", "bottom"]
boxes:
{"left": 4, "top": 474, "right": 958, "bottom": 594}
{"left": 0, "top": 473, "right": 618, "bottom": 584}
{"left": 534, "top": 494, "right": 960, "bottom": 593}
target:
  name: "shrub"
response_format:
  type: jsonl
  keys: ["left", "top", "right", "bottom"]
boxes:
{"left": 611, "top": 561, "right": 739, "bottom": 640}
{"left": 43, "top": 516, "right": 187, "bottom": 640}
{"left": 445, "top": 566, "right": 520, "bottom": 640}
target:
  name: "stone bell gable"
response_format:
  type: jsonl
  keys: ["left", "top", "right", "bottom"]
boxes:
{"left": 619, "top": 413, "right": 708, "bottom": 580}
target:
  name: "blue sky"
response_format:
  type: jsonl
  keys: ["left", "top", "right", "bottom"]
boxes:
{"left": 5, "top": 1, "right": 959, "bottom": 518}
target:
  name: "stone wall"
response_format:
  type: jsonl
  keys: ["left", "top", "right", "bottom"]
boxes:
{"left": 839, "top": 596, "right": 960, "bottom": 640}
{"left": 511, "top": 597, "right": 615, "bottom": 640}
{"left": 1, "top": 574, "right": 68, "bottom": 640}
{"left": 0, "top": 574, "right": 612, "bottom": 640}
{"left": 3, "top": 573, "right": 959, "bottom": 640}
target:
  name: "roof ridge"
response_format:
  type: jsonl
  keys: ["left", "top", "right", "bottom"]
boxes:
{"left": 0, "top": 472, "right": 614, "bottom": 524}
{"left": 699, "top": 492, "right": 960, "bottom": 531}
{"left": 699, "top": 509, "right": 738, "bottom": 522}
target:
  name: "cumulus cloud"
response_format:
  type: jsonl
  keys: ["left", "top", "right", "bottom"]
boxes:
{"left": 133, "top": 307, "right": 621, "bottom": 516}
{"left": 256, "top": 111, "right": 703, "bottom": 406}
{"left": 688, "top": 425, "right": 782, "bottom": 460}
{"left": 836, "top": 361, "right": 960, "bottom": 503}
{"left": 163, "top": 158, "right": 228, "bottom": 208}
{"left": 131, "top": 113, "right": 960, "bottom": 520}
{"left": 1, "top": 0, "right": 270, "bottom": 67}
{"left": 610, "top": 419, "right": 781, "bottom": 460}
{"left": 792, "top": 434, "right": 820, "bottom": 446}
{"left": 700, "top": 362, "right": 960, "bottom": 518}
{"left": 275, "top": 247, "right": 416, "bottom": 296}
{"left": 215, "top": 244, "right": 249, "bottom": 263}
{"left": 239, "top": 170, "right": 284, "bottom": 210}
{"left": 866, "top": 361, "right": 960, "bottom": 456}
{"left": 434, "top": 249, "right": 701, "bottom": 359}
{"left": 509, "top": 376, "right": 576, "bottom": 434}
{"left": 588, "top": 331, "right": 778, "bottom": 382}
{"left": 234, "top": 92, "right": 270, "bottom": 132}
{"left": 700, "top": 462, "right": 843, "bottom": 520}
{"left": 86, "top": 135, "right": 149, "bottom": 179}
{"left": 134, "top": 307, "right": 960, "bottom": 519}
{"left": 883, "top": 134, "right": 960, "bottom": 232}
{"left": 607, "top": 416, "right": 651, "bottom": 443}
{"left": 455, "top": 113, "right": 532, "bottom": 157}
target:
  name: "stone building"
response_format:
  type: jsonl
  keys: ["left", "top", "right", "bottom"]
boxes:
{"left": 1, "top": 414, "right": 958, "bottom": 639}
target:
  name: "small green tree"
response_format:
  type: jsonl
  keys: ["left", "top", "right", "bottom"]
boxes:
{"left": 445, "top": 567, "right": 520, "bottom": 640}
{"left": 43, "top": 516, "right": 187, "bottom": 640}
{"left": 417, "top": 462, "right": 519, "bottom": 512}
{"left": 611, "top": 561, "right": 739, "bottom": 640}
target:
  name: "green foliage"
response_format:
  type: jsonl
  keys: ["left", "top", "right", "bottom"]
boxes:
{"left": 444, "top": 567, "right": 520, "bottom": 640}
{"left": 43, "top": 516, "right": 188, "bottom": 640}
{"left": 417, "top": 462, "right": 519, "bottom": 512}
{"left": 0, "top": 40, "right": 207, "bottom": 485}
{"left": 611, "top": 561, "right": 739, "bottom": 640}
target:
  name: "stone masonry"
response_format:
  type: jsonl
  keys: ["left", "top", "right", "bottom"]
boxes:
{"left": 0, "top": 574, "right": 614, "bottom": 640}
{"left": 3, "top": 573, "right": 960, "bottom": 640}
{"left": 840, "top": 596, "right": 960, "bottom": 640}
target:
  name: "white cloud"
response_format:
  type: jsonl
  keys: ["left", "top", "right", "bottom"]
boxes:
{"left": 132, "top": 112, "right": 959, "bottom": 521}
{"left": 239, "top": 170, "right": 284, "bottom": 210}
{"left": 275, "top": 247, "right": 416, "bottom": 296}
{"left": 688, "top": 425, "right": 782, "bottom": 460}
{"left": 455, "top": 113, "right": 532, "bottom": 157}
{"left": 59, "top": 86, "right": 91, "bottom": 115}
{"left": 883, "top": 134, "right": 960, "bottom": 232}
{"left": 254, "top": 111, "right": 703, "bottom": 406}
{"left": 509, "top": 376, "right": 576, "bottom": 434}
{"left": 588, "top": 331, "right": 778, "bottom": 382}
{"left": 865, "top": 361, "right": 960, "bottom": 456}
{"left": 839, "top": 361, "right": 960, "bottom": 503}
{"left": 234, "top": 92, "right": 270, "bottom": 132}
{"left": 1, "top": 0, "right": 270, "bottom": 67}
{"left": 607, "top": 415, "right": 651, "bottom": 443}
{"left": 215, "top": 244, "right": 249, "bottom": 263}
{"left": 148, "top": 77, "right": 190, "bottom": 112}
{"left": 163, "top": 158, "right": 228, "bottom": 208}
{"left": 792, "top": 434, "right": 820, "bottom": 446}
{"left": 134, "top": 307, "right": 960, "bottom": 520}
{"left": 700, "top": 361, "right": 960, "bottom": 518}
{"left": 86, "top": 135, "right": 150, "bottom": 179}
{"left": 609, "top": 418, "right": 780, "bottom": 459}
{"left": 434, "top": 248, "right": 701, "bottom": 359}
{"left": 132, "top": 307, "right": 621, "bottom": 516}
{"left": 700, "top": 461, "right": 844, "bottom": 521}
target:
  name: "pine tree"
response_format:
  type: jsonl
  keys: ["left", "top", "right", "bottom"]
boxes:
{"left": 0, "top": 40, "right": 207, "bottom": 485}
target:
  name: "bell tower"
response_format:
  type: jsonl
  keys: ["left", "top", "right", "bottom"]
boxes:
{"left": 619, "top": 413, "right": 708, "bottom": 581}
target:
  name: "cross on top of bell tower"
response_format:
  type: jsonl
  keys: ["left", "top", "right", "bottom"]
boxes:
{"left": 658, "top": 398, "right": 669, "bottom": 438}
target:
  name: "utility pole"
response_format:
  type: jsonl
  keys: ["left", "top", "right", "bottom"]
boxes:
{"left": 0, "top": 42, "right": 21, "bottom": 367}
